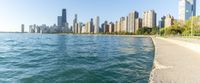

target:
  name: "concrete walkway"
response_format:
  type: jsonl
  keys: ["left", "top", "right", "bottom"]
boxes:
{"left": 150, "top": 37, "right": 200, "bottom": 83}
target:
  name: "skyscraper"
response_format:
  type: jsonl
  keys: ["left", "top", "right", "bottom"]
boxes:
{"left": 21, "top": 24, "right": 25, "bottom": 33}
{"left": 159, "top": 14, "right": 175, "bottom": 28}
{"left": 120, "top": 17, "right": 126, "bottom": 32}
{"left": 62, "top": 9, "right": 67, "bottom": 27}
{"left": 114, "top": 21, "right": 118, "bottom": 33}
{"left": 102, "top": 21, "right": 108, "bottom": 33}
{"left": 78, "top": 23, "right": 82, "bottom": 34}
{"left": 74, "top": 23, "right": 78, "bottom": 33}
{"left": 86, "top": 22, "right": 90, "bottom": 33}
{"left": 135, "top": 18, "right": 142, "bottom": 31}
{"left": 82, "top": 24, "right": 86, "bottom": 33}
{"left": 73, "top": 14, "right": 78, "bottom": 33}
{"left": 179, "top": 0, "right": 196, "bottom": 21}
{"left": 159, "top": 16, "right": 166, "bottom": 28}
{"left": 142, "top": 10, "right": 157, "bottom": 28}
{"left": 94, "top": 16, "right": 100, "bottom": 33}
{"left": 109, "top": 22, "right": 114, "bottom": 33}
{"left": 57, "top": 16, "right": 62, "bottom": 27}
{"left": 122, "top": 16, "right": 128, "bottom": 32}
{"left": 128, "top": 11, "right": 139, "bottom": 33}
{"left": 165, "top": 14, "right": 174, "bottom": 27}
{"left": 85, "top": 20, "right": 94, "bottom": 33}
{"left": 90, "top": 18, "right": 94, "bottom": 33}
{"left": 117, "top": 20, "right": 121, "bottom": 32}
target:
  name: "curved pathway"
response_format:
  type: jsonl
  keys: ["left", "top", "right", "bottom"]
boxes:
{"left": 150, "top": 37, "right": 200, "bottom": 83}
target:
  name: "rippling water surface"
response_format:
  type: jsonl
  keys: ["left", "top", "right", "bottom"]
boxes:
{"left": 0, "top": 33, "right": 154, "bottom": 83}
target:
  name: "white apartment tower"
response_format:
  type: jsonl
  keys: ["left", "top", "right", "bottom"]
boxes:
{"left": 142, "top": 10, "right": 157, "bottom": 28}
{"left": 128, "top": 11, "right": 139, "bottom": 33}
{"left": 94, "top": 16, "right": 100, "bottom": 33}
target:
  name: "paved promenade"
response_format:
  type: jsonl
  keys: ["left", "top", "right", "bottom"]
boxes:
{"left": 150, "top": 37, "right": 200, "bottom": 83}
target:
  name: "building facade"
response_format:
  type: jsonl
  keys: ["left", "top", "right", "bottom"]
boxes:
{"left": 62, "top": 9, "right": 67, "bottom": 27}
{"left": 109, "top": 22, "right": 114, "bottom": 33}
{"left": 57, "top": 16, "right": 62, "bottom": 27}
{"left": 128, "top": 11, "right": 139, "bottom": 33}
{"left": 94, "top": 16, "right": 100, "bottom": 33}
{"left": 165, "top": 14, "right": 174, "bottom": 27}
{"left": 135, "top": 18, "right": 142, "bottom": 31}
{"left": 179, "top": 0, "right": 196, "bottom": 21}
{"left": 159, "top": 16, "right": 166, "bottom": 28}
{"left": 142, "top": 10, "right": 157, "bottom": 28}
{"left": 73, "top": 14, "right": 78, "bottom": 33}
{"left": 21, "top": 24, "right": 25, "bottom": 33}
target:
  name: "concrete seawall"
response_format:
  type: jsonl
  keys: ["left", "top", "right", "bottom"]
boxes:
{"left": 149, "top": 37, "right": 200, "bottom": 83}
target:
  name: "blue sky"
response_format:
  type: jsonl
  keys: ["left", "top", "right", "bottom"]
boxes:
{"left": 0, "top": 0, "right": 199, "bottom": 32}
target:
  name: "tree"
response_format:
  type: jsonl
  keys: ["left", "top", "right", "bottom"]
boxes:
{"left": 136, "top": 27, "right": 159, "bottom": 35}
{"left": 160, "top": 20, "right": 184, "bottom": 36}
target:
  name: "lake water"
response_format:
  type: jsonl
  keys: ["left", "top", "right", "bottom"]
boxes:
{"left": 0, "top": 33, "right": 154, "bottom": 83}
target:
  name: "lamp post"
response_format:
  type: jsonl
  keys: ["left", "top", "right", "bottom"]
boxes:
{"left": 191, "top": 15, "right": 194, "bottom": 37}
{"left": 191, "top": 5, "right": 194, "bottom": 37}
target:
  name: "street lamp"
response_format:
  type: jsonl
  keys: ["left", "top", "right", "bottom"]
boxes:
{"left": 191, "top": 5, "right": 194, "bottom": 37}
{"left": 191, "top": 16, "right": 193, "bottom": 36}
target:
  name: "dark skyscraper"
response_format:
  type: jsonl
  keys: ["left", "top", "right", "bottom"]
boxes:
{"left": 90, "top": 18, "right": 94, "bottom": 33}
{"left": 62, "top": 9, "right": 67, "bottom": 27}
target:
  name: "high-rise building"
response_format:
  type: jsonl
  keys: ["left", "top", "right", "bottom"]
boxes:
{"left": 120, "top": 17, "right": 126, "bottom": 32}
{"left": 142, "top": 10, "right": 157, "bottom": 28}
{"left": 36, "top": 26, "right": 41, "bottom": 33}
{"left": 74, "top": 23, "right": 78, "bottom": 33}
{"left": 85, "top": 20, "right": 93, "bottom": 33}
{"left": 78, "top": 23, "right": 82, "bottom": 34}
{"left": 90, "top": 18, "right": 94, "bottom": 33}
{"left": 114, "top": 21, "right": 118, "bottom": 33}
{"left": 179, "top": 0, "right": 196, "bottom": 21}
{"left": 94, "top": 16, "right": 100, "bottom": 34}
{"left": 64, "top": 22, "right": 69, "bottom": 32}
{"left": 159, "top": 16, "right": 166, "bottom": 28}
{"left": 117, "top": 20, "right": 121, "bottom": 32}
{"left": 101, "top": 24, "right": 104, "bottom": 33}
{"left": 102, "top": 21, "right": 109, "bottom": 33}
{"left": 135, "top": 18, "right": 142, "bottom": 31}
{"left": 128, "top": 11, "right": 139, "bottom": 33}
{"left": 81, "top": 25, "right": 86, "bottom": 33}
{"left": 57, "top": 16, "right": 62, "bottom": 27}
{"left": 29, "top": 25, "right": 33, "bottom": 33}
{"left": 159, "top": 15, "right": 174, "bottom": 28}
{"left": 21, "top": 24, "right": 25, "bottom": 33}
{"left": 109, "top": 22, "right": 114, "bottom": 33}
{"left": 34, "top": 24, "right": 37, "bottom": 33}
{"left": 165, "top": 14, "right": 174, "bottom": 27}
{"left": 122, "top": 16, "right": 128, "bottom": 32}
{"left": 73, "top": 14, "right": 78, "bottom": 33}
{"left": 62, "top": 9, "right": 67, "bottom": 27}
{"left": 85, "top": 22, "right": 89, "bottom": 33}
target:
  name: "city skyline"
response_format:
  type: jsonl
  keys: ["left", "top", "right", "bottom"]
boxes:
{"left": 0, "top": 0, "right": 200, "bottom": 32}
